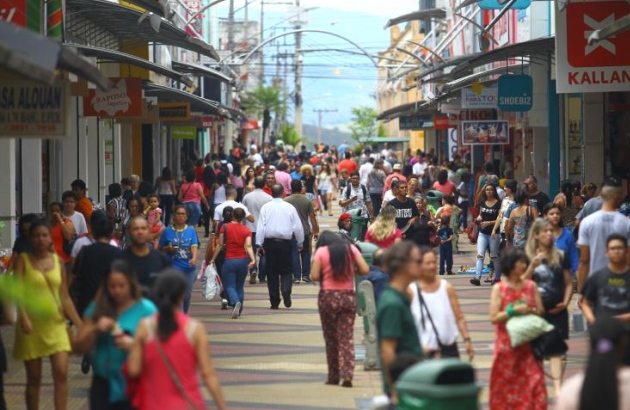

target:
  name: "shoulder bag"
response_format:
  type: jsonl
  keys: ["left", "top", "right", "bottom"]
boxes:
{"left": 416, "top": 284, "right": 459, "bottom": 359}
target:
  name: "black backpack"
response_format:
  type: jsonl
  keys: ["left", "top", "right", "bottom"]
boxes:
{"left": 345, "top": 183, "right": 367, "bottom": 201}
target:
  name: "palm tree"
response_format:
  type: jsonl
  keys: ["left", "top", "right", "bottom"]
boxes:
{"left": 278, "top": 124, "right": 302, "bottom": 148}
{"left": 242, "top": 85, "right": 287, "bottom": 146}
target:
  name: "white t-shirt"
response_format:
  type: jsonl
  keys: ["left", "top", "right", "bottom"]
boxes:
{"left": 251, "top": 153, "right": 263, "bottom": 166}
{"left": 381, "top": 149, "right": 392, "bottom": 159}
{"left": 359, "top": 162, "right": 373, "bottom": 186}
{"left": 62, "top": 211, "right": 88, "bottom": 237}
{"left": 577, "top": 210, "right": 630, "bottom": 276}
{"left": 381, "top": 190, "right": 396, "bottom": 206}
{"left": 412, "top": 162, "right": 426, "bottom": 176}
{"left": 213, "top": 200, "right": 250, "bottom": 223}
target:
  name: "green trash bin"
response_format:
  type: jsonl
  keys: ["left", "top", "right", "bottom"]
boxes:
{"left": 426, "top": 190, "right": 444, "bottom": 211}
{"left": 396, "top": 359, "right": 481, "bottom": 410}
{"left": 346, "top": 208, "right": 369, "bottom": 241}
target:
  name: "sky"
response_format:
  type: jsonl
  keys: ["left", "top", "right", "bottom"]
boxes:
{"left": 213, "top": 0, "right": 418, "bottom": 135}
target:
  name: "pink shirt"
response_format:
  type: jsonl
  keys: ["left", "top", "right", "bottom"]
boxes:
{"left": 180, "top": 182, "right": 202, "bottom": 204}
{"left": 274, "top": 171, "right": 293, "bottom": 196}
{"left": 365, "top": 227, "right": 402, "bottom": 249}
{"left": 139, "top": 313, "right": 206, "bottom": 410}
{"left": 314, "top": 245, "right": 362, "bottom": 290}
{"left": 432, "top": 180, "right": 457, "bottom": 197}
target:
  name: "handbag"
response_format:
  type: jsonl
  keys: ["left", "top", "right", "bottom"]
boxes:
{"left": 531, "top": 327, "right": 568, "bottom": 360}
{"left": 506, "top": 313, "right": 554, "bottom": 347}
{"left": 428, "top": 228, "right": 441, "bottom": 248}
{"left": 416, "top": 284, "right": 460, "bottom": 359}
{"left": 466, "top": 222, "right": 479, "bottom": 245}
{"left": 154, "top": 329, "right": 200, "bottom": 410}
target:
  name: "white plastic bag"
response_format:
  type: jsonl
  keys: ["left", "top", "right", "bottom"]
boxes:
{"left": 201, "top": 264, "right": 222, "bottom": 300}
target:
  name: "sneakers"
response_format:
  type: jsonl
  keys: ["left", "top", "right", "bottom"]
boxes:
{"left": 302, "top": 277, "right": 312, "bottom": 283}
{"left": 283, "top": 292, "right": 292, "bottom": 308}
{"left": 231, "top": 302, "right": 241, "bottom": 319}
{"left": 221, "top": 299, "right": 228, "bottom": 310}
{"left": 470, "top": 278, "right": 481, "bottom": 286}
{"left": 293, "top": 278, "right": 301, "bottom": 284}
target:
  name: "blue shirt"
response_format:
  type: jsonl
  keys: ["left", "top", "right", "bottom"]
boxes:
{"left": 84, "top": 298, "right": 157, "bottom": 403}
{"left": 364, "top": 266, "right": 390, "bottom": 303}
{"left": 555, "top": 227, "right": 579, "bottom": 276}
{"left": 158, "top": 225, "right": 199, "bottom": 272}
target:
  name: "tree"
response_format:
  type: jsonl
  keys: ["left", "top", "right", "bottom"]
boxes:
{"left": 278, "top": 123, "right": 302, "bottom": 147}
{"left": 349, "top": 106, "right": 378, "bottom": 145}
{"left": 242, "top": 85, "right": 287, "bottom": 145}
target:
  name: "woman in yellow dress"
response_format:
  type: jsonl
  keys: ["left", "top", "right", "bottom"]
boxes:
{"left": 13, "top": 219, "right": 82, "bottom": 410}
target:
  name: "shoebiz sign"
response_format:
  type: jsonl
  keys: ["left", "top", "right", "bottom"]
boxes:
{"left": 497, "top": 74, "right": 533, "bottom": 112}
{"left": 556, "top": 0, "right": 630, "bottom": 92}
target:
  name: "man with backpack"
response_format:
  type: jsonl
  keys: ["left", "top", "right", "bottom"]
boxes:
{"left": 339, "top": 172, "right": 375, "bottom": 221}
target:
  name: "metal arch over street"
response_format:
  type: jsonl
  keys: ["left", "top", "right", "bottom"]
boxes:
{"left": 223, "top": 29, "right": 379, "bottom": 68}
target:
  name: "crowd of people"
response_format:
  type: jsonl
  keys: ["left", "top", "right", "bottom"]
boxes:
{"left": 4, "top": 138, "right": 630, "bottom": 410}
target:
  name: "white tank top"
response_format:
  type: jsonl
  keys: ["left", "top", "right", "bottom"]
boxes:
{"left": 213, "top": 185, "right": 226, "bottom": 205}
{"left": 409, "top": 279, "right": 459, "bottom": 349}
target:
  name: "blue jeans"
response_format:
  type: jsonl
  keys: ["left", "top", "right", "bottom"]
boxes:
{"left": 292, "top": 236, "right": 312, "bottom": 280}
{"left": 439, "top": 243, "right": 453, "bottom": 274}
{"left": 222, "top": 258, "right": 249, "bottom": 309}
{"left": 183, "top": 267, "right": 197, "bottom": 314}
{"left": 458, "top": 200, "right": 469, "bottom": 229}
{"left": 183, "top": 202, "right": 202, "bottom": 226}
{"left": 475, "top": 232, "right": 500, "bottom": 279}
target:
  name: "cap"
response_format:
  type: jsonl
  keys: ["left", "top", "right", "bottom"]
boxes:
{"left": 339, "top": 213, "right": 352, "bottom": 222}
{"left": 393, "top": 163, "right": 402, "bottom": 171}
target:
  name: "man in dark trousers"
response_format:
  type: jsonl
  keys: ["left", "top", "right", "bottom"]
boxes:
{"left": 256, "top": 185, "right": 305, "bottom": 309}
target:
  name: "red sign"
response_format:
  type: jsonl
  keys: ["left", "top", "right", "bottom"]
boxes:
{"left": 83, "top": 78, "right": 143, "bottom": 118}
{"left": 448, "top": 109, "right": 497, "bottom": 122}
{"left": 434, "top": 116, "right": 450, "bottom": 130}
{"left": 566, "top": 1, "right": 630, "bottom": 68}
{"left": 0, "top": 1, "right": 25, "bottom": 26}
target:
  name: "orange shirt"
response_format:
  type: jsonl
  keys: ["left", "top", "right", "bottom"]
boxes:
{"left": 51, "top": 219, "right": 72, "bottom": 263}
{"left": 76, "top": 197, "right": 93, "bottom": 233}
{"left": 338, "top": 159, "right": 358, "bottom": 175}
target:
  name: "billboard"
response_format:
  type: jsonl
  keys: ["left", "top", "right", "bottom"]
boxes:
{"left": 462, "top": 121, "right": 510, "bottom": 145}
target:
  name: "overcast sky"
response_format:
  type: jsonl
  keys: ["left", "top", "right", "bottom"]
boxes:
{"left": 214, "top": 0, "right": 419, "bottom": 134}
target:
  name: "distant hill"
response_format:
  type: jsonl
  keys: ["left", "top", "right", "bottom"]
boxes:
{"left": 301, "top": 124, "right": 354, "bottom": 149}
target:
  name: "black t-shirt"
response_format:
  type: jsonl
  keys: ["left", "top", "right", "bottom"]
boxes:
{"left": 301, "top": 175, "right": 316, "bottom": 194}
{"left": 479, "top": 200, "right": 500, "bottom": 235}
{"left": 584, "top": 267, "right": 630, "bottom": 319}
{"left": 389, "top": 197, "right": 420, "bottom": 229}
{"left": 73, "top": 243, "right": 123, "bottom": 313}
{"left": 411, "top": 214, "right": 432, "bottom": 246}
{"left": 528, "top": 191, "right": 551, "bottom": 214}
{"left": 298, "top": 151, "right": 311, "bottom": 162}
{"left": 532, "top": 254, "right": 570, "bottom": 311}
{"left": 122, "top": 248, "right": 172, "bottom": 289}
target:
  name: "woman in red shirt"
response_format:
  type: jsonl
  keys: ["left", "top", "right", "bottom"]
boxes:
{"left": 209, "top": 208, "right": 255, "bottom": 319}
{"left": 311, "top": 231, "right": 369, "bottom": 387}
{"left": 365, "top": 205, "right": 402, "bottom": 249}
{"left": 432, "top": 169, "right": 457, "bottom": 197}
{"left": 49, "top": 202, "right": 76, "bottom": 266}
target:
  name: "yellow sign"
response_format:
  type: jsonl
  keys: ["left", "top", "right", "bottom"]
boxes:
{"left": 159, "top": 102, "right": 190, "bottom": 122}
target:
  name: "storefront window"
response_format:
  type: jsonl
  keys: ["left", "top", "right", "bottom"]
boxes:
{"left": 566, "top": 95, "right": 583, "bottom": 182}
{"left": 608, "top": 92, "right": 630, "bottom": 179}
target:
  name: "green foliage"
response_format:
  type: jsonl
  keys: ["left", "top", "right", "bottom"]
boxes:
{"left": 377, "top": 123, "right": 387, "bottom": 137}
{"left": 349, "top": 106, "right": 378, "bottom": 144}
{"left": 278, "top": 124, "right": 302, "bottom": 147}
{"left": 242, "top": 85, "right": 287, "bottom": 145}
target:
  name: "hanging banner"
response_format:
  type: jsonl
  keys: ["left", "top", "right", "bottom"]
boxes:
{"left": 497, "top": 74, "right": 533, "bottom": 112}
{"left": 171, "top": 125, "right": 197, "bottom": 140}
{"left": 83, "top": 78, "right": 144, "bottom": 118}
{"left": 461, "top": 82, "right": 498, "bottom": 109}
{"left": 104, "top": 139, "right": 113, "bottom": 165}
{"left": 462, "top": 121, "right": 510, "bottom": 145}
{"left": 0, "top": 81, "right": 71, "bottom": 138}
{"left": 159, "top": 102, "right": 190, "bottom": 121}
{"left": 556, "top": 0, "right": 630, "bottom": 93}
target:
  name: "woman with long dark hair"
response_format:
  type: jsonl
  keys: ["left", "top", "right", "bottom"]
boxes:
{"left": 544, "top": 203, "right": 579, "bottom": 285}
{"left": 127, "top": 270, "right": 227, "bottom": 410}
{"left": 74, "top": 260, "right": 156, "bottom": 410}
{"left": 470, "top": 184, "right": 501, "bottom": 286}
{"left": 506, "top": 182, "right": 539, "bottom": 249}
{"left": 155, "top": 167, "right": 177, "bottom": 226}
{"left": 311, "top": 231, "right": 368, "bottom": 387}
{"left": 557, "top": 318, "right": 630, "bottom": 410}
{"left": 178, "top": 170, "right": 210, "bottom": 227}
{"left": 242, "top": 166, "right": 256, "bottom": 195}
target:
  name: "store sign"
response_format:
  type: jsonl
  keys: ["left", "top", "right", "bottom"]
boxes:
{"left": 434, "top": 115, "right": 451, "bottom": 130}
{"left": 0, "top": 81, "right": 70, "bottom": 138}
{"left": 461, "top": 82, "right": 498, "bottom": 109}
{"left": 190, "top": 112, "right": 224, "bottom": 127}
{"left": 462, "top": 120, "right": 510, "bottom": 145}
{"left": 159, "top": 102, "right": 190, "bottom": 121}
{"left": 556, "top": 0, "right": 630, "bottom": 93}
{"left": 83, "top": 78, "right": 143, "bottom": 117}
{"left": 0, "top": 0, "right": 42, "bottom": 31}
{"left": 171, "top": 125, "right": 197, "bottom": 140}
{"left": 479, "top": 0, "right": 531, "bottom": 9}
{"left": 399, "top": 115, "right": 433, "bottom": 130}
{"left": 448, "top": 109, "right": 498, "bottom": 122}
{"left": 497, "top": 74, "right": 533, "bottom": 112}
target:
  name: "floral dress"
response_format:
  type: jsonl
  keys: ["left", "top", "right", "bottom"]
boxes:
{"left": 489, "top": 280, "right": 547, "bottom": 410}
{"left": 511, "top": 206, "right": 532, "bottom": 249}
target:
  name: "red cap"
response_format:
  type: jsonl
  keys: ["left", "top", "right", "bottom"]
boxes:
{"left": 339, "top": 213, "right": 352, "bottom": 222}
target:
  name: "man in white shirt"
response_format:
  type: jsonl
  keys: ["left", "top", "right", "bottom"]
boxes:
{"left": 61, "top": 191, "right": 88, "bottom": 236}
{"left": 213, "top": 185, "right": 254, "bottom": 234}
{"left": 412, "top": 155, "right": 426, "bottom": 177}
{"left": 256, "top": 185, "right": 305, "bottom": 309}
{"left": 359, "top": 157, "right": 374, "bottom": 187}
{"left": 380, "top": 142, "right": 392, "bottom": 159}
{"left": 242, "top": 177, "right": 273, "bottom": 283}
{"left": 250, "top": 147, "right": 264, "bottom": 167}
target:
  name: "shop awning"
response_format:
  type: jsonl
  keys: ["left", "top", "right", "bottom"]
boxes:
{"left": 377, "top": 100, "right": 434, "bottom": 121}
{"left": 123, "top": 0, "right": 170, "bottom": 16}
{"left": 65, "top": 44, "right": 193, "bottom": 87}
{"left": 171, "top": 60, "right": 233, "bottom": 84}
{"left": 241, "top": 119, "right": 260, "bottom": 130}
{"left": 0, "top": 20, "right": 111, "bottom": 90}
{"left": 65, "top": 0, "right": 219, "bottom": 60}
{"left": 450, "top": 36, "right": 554, "bottom": 77}
{"left": 441, "top": 64, "right": 529, "bottom": 92}
{"left": 384, "top": 8, "right": 447, "bottom": 29}
{"left": 415, "top": 52, "right": 482, "bottom": 82}
{"left": 143, "top": 83, "right": 230, "bottom": 118}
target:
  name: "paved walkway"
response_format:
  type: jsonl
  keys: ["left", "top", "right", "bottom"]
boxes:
{"left": 1, "top": 207, "right": 590, "bottom": 409}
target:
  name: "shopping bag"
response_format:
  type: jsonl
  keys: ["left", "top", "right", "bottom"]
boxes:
{"left": 201, "top": 264, "right": 223, "bottom": 300}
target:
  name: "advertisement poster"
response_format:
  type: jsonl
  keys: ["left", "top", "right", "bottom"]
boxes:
{"left": 0, "top": 81, "right": 70, "bottom": 138}
{"left": 461, "top": 83, "right": 498, "bottom": 109}
{"left": 83, "top": 77, "right": 143, "bottom": 118}
{"left": 462, "top": 121, "right": 510, "bottom": 145}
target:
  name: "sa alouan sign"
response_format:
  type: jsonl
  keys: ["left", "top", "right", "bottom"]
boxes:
{"left": 556, "top": 0, "right": 630, "bottom": 93}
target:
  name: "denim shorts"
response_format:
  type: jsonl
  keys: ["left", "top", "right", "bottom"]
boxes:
{"left": 183, "top": 202, "right": 202, "bottom": 225}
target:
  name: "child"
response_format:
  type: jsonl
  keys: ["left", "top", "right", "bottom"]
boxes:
{"left": 438, "top": 215, "right": 454, "bottom": 275}
{"left": 146, "top": 194, "right": 164, "bottom": 247}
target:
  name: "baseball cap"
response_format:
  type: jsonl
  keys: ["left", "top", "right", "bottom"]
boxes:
{"left": 339, "top": 213, "right": 352, "bottom": 222}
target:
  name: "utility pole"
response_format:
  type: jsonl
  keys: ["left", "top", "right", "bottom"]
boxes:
{"left": 259, "top": 2, "right": 265, "bottom": 83}
{"left": 224, "top": 0, "right": 235, "bottom": 153}
{"left": 314, "top": 108, "right": 338, "bottom": 146}
{"left": 294, "top": 0, "right": 303, "bottom": 137}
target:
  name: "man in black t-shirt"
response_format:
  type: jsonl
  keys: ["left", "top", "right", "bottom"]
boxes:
{"left": 387, "top": 180, "right": 419, "bottom": 232}
{"left": 121, "top": 216, "right": 171, "bottom": 291}
{"left": 524, "top": 175, "right": 550, "bottom": 214}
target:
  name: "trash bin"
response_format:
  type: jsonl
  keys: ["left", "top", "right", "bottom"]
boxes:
{"left": 426, "top": 190, "right": 444, "bottom": 211}
{"left": 396, "top": 359, "right": 481, "bottom": 410}
{"left": 347, "top": 208, "right": 369, "bottom": 241}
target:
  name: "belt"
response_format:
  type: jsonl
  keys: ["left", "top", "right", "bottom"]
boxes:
{"left": 265, "top": 237, "right": 291, "bottom": 242}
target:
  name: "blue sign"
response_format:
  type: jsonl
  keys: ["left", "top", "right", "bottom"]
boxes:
{"left": 497, "top": 74, "right": 533, "bottom": 112}
{"left": 479, "top": 0, "right": 531, "bottom": 10}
